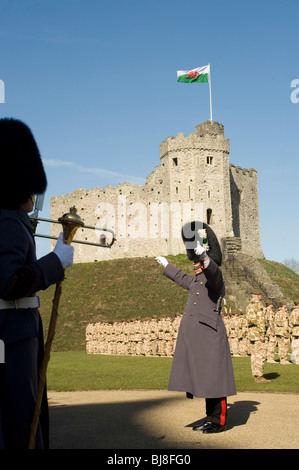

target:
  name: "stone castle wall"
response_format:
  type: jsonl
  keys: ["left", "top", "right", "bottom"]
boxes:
{"left": 50, "top": 121, "right": 264, "bottom": 262}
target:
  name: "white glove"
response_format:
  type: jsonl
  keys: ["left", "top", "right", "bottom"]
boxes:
{"left": 156, "top": 256, "right": 168, "bottom": 267}
{"left": 53, "top": 233, "right": 74, "bottom": 268}
{"left": 194, "top": 241, "right": 208, "bottom": 260}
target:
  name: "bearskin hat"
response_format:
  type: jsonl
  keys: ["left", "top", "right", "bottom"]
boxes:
{"left": 0, "top": 118, "right": 47, "bottom": 209}
{"left": 181, "top": 221, "right": 222, "bottom": 266}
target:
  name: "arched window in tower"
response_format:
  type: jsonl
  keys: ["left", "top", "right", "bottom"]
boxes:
{"left": 207, "top": 208, "right": 213, "bottom": 225}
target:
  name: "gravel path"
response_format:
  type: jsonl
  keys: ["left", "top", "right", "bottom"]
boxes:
{"left": 48, "top": 390, "right": 299, "bottom": 449}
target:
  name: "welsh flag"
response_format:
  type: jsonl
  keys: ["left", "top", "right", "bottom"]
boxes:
{"left": 177, "top": 64, "right": 210, "bottom": 84}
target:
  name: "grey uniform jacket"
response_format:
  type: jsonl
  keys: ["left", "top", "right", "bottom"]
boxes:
{"left": 163, "top": 259, "right": 236, "bottom": 399}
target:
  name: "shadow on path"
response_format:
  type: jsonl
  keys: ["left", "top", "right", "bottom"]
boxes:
{"left": 50, "top": 395, "right": 184, "bottom": 449}
{"left": 186, "top": 399, "right": 260, "bottom": 430}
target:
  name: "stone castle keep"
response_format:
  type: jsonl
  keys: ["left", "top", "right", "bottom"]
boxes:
{"left": 50, "top": 121, "right": 264, "bottom": 263}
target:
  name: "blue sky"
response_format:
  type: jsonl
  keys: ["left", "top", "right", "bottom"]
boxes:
{"left": 0, "top": 0, "right": 298, "bottom": 263}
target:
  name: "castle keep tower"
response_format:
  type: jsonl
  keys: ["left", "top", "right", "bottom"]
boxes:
{"left": 50, "top": 121, "right": 264, "bottom": 262}
{"left": 157, "top": 121, "right": 234, "bottom": 254}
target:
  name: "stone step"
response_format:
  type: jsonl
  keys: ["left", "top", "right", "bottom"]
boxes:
{"left": 221, "top": 253, "right": 294, "bottom": 311}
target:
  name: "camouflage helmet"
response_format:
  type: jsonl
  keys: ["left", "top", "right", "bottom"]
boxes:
{"left": 251, "top": 288, "right": 262, "bottom": 295}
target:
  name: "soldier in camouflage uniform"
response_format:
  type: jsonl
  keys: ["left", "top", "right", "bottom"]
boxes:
{"left": 290, "top": 300, "right": 299, "bottom": 364}
{"left": 274, "top": 301, "right": 291, "bottom": 364}
{"left": 238, "top": 313, "right": 249, "bottom": 357}
{"left": 229, "top": 311, "right": 240, "bottom": 356}
{"left": 265, "top": 302, "right": 277, "bottom": 363}
{"left": 245, "top": 289, "right": 270, "bottom": 383}
{"left": 222, "top": 309, "right": 231, "bottom": 339}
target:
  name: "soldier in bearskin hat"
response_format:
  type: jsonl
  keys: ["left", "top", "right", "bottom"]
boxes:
{"left": 156, "top": 221, "right": 236, "bottom": 434}
{"left": 0, "top": 118, "right": 74, "bottom": 448}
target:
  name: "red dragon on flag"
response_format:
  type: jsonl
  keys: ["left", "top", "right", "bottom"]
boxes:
{"left": 186, "top": 70, "right": 200, "bottom": 81}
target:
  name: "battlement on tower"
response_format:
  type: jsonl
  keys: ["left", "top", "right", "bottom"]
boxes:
{"left": 160, "top": 121, "right": 229, "bottom": 159}
{"left": 195, "top": 120, "right": 224, "bottom": 136}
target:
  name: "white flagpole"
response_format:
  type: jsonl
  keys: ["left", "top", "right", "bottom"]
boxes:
{"left": 208, "top": 63, "right": 213, "bottom": 123}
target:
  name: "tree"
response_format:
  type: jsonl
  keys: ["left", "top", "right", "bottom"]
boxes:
{"left": 283, "top": 258, "right": 299, "bottom": 274}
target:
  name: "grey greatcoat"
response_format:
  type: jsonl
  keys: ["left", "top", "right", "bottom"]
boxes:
{"left": 0, "top": 208, "right": 64, "bottom": 448}
{"left": 163, "top": 259, "right": 236, "bottom": 399}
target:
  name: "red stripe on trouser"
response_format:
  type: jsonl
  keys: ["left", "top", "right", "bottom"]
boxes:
{"left": 220, "top": 397, "right": 226, "bottom": 426}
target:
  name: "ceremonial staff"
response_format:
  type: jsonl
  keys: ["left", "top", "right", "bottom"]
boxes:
{"left": 28, "top": 206, "right": 87, "bottom": 449}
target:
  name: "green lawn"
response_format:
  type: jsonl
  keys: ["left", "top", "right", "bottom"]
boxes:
{"left": 47, "top": 351, "right": 299, "bottom": 394}
{"left": 41, "top": 256, "right": 299, "bottom": 395}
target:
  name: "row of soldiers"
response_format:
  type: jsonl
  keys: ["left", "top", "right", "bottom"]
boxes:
{"left": 86, "top": 292, "right": 299, "bottom": 372}
{"left": 86, "top": 316, "right": 182, "bottom": 356}
{"left": 223, "top": 294, "right": 299, "bottom": 365}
